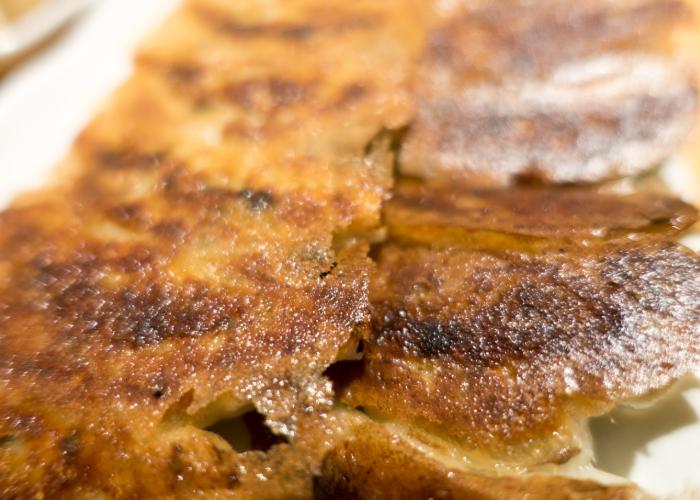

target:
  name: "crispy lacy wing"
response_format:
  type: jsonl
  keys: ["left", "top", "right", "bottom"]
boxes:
{"left": 314, "top": 415, "right": 650, "bottom": 500}
{"left": 338, "top": 184, "right": 700, "bottom": 468}
{"left": 400, "top": 0, "right": 697, "bottom": 186}
{"left": 0, "top": 0, "right": 428, "bottom": 497}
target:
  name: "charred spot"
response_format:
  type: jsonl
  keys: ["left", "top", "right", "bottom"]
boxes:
{"left": 411, "top": 318, "right": 455, "bottom": 358}
{"left": 427, "top": 0, "right": 687, "bottom": 78}
{"left": 375, "top": 268, "right": 628, "bottom": 369}
{"left": 269, "top": 78, "right": 310, "bottom": 106}
{"left": 239, "top": 189, "right": 273, "bottom": 212}
{"left": 160, "top": 170, "right": 274, "bottom": 214}
{"left": 107, "top": 204, "right": 142, "bottom": 224}
{"left": 41, "top": 270, "right": 244, "bottom": 348}
{"left": 151, "top": 384, "right": 167, "bottom": 399}
{"left": 223, "top": 81, "right": 257, "bottom": 110}
{"left": 363, "top": 126, "right": 408, "bottom": 159}
{"left": 112, "top": 284, "right": 239, "bottom": 348}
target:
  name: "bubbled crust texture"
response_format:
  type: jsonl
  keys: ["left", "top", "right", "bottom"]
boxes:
{"left": 0, "top": 0, "right": 699, "bottom": 498}
{"left": 400, "top": 0, "right": 698, "bottom": 186}
{"left": 0, "top": 0, "right": 428, "bottom": 497}
{"left": 340, "top": 184, "right": 700, "bottom": 467}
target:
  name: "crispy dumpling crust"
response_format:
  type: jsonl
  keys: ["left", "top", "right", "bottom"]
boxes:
{"left": 340, "top": 184, "right": 700, "bottom": 466}
{"left": 400, "top": 0, "right": 697, "bottom": 186}
{"left": 0, "top": 0, "right": 698, "bottom": 497}
{"left": 0, "top": 0, "right": 426, "bottom": 497}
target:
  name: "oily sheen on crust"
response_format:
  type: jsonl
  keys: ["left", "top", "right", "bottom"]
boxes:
{"left": 0, "top": 0, "right": 427, "bottom": 497}
{"left": 339, "top": 184, "right": 700, "bottom": 468}
{"left": 0, "top": 0, "right": 699, "bottom": 498}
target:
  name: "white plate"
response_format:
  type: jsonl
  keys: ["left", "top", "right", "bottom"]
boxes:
{"left": 0, "top": 0, "right": 698, "bottom": 495}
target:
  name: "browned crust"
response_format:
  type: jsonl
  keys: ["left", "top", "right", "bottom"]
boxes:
{"left": 400, "top": 0, "right": 697, "bottom": 186}
{"left": 341, "top": 186, "right": 700, "bottom": 467}
{"left": 387, "top": 179, "right": 699, "bottom": 243}
{"left": 0, "top": 0, "right": 429, "bottom": 497}
{"left": 0, "top": 0, "right": 698, "bottom": 497}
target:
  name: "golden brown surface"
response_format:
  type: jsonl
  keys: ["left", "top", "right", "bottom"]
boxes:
{"left": 0, "top": 0, "right": 699, "bottom": 498}
{"left": 340, "top": 185, "right": 700, "bottom": 467}
{"left": 0, "top": 0, "right": 426, "bottom": 497}
{"left": 388, "top": 180, "right": 698, "bottom": 244}
{"left": 400, "top": 0, "right": 697, "bottom": 186}
{"left": 314, "top": 416, "right": 648, "bottom": 500}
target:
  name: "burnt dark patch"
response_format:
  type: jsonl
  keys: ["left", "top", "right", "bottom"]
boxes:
{"left": 40, "top": 265, "right": 245, "bottom": 348}
{"left": 375, "top": 271, "right": 626, "bottom": 368}
{"left": 363, "top": 126, "right": 408, "bottom": 160}
{"left": 168, "top": 443, "right": 185, "bottom": 477}
{"left": 160, "top": 169, "right": 274, "bottom": 214}
{"left": 268, "top": 78, "right": 310, "bottom": 106}
{"left": 152, "top": 221, "right": 188, "bottom": 243}
{"left": 428, "top": 0, "right": 687, "bottom": 79}
{"left": 110, "top": 284, "right": 239, "bottom": 348}
{"left": 412, "top": 318, "right": 454, "bottom": 358}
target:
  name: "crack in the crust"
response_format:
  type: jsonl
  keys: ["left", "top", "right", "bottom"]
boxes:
{"left": 321, "top": 127, "right": 414, "bottom": 408}
{"left": 150, "top": 122, "right": 411, "bottom": 461}
{"left": 319, "top": 261, "right": 338, "bottom": 280}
